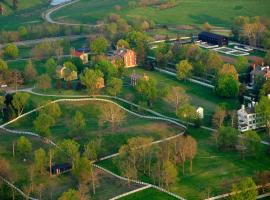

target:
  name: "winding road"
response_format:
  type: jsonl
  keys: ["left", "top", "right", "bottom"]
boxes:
{"left": 44, "top": 0, "right": 103, "bottom": 27}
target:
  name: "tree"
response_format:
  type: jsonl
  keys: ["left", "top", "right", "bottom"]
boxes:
{"left": 73, "top": 157, "right": 93, "bottom": 190}
{"left": 242, "top": 131, "right": 261, "bottom": 158}
{"left": 80, "top": 68, "right": 104, "bottom": 95}
{"left": 0, "top": 159, "right": 11, "bottom": 181}
{"left": 36, "top": 74, "right": 51, "bottom": 90}
{"left": 4, "top": 44, "right": 19, "bottom": 59}
{"left": 99, "top": 103, "right": 126, "bottom": 130}
{"left": 12, "top": 92, "right": 30, "bottom": 116}
{"left": 163, "top": 160, "right": 177, "bottom": 188}
{"left": 95, "top": 59, "right": 117, "bottom": 82}
{"left": 177, "top": 103, "right": 198, "bottom": 127}
{"left": 34, "top": 148, "right": 47, "bottom": 175}
{"left": 34, "top": 113, "right": 55, "bottom": 137}
{"left": 58, "top": 189, "right": 80, "bottom": 200}
{"left": 136, "top": 76, "right": 157, "bottom": 106}
{"left": 203, "top": 22, "right": 212, "bottom": 32}
{"left": 166, "top": 86, "right": 189, "bottom": 113}
{"left": 24, "top": 60, "right": 37, "bottom": 83}
{"left": 70, "top": 111, "right": 86, "bottom": 137}
{"left": 219, "top": 64, "right": 238, "bottom": 81}
{"left": 117, "top": 39, "right": 130, "bottom": 49}
{"left": 45, "top": 58, "right": 57, "bottom": 76}
{"left": 256, "top": 96, "right": 270, "bottom": 137}
{"left": 216, "top": 74, "right": 239, "bottom": 97}
{"left": 206, "top": 51, "right": 223, "bottom": 73}
{"left": 41, "top": 101, "right": 61, "bottom": 120}
{"left": 236, "top": 56, "right": 249, "bottom": 73}
{"left": 230, "top": 177, "right": 258, "bottom": 200}
{"left": 59, "top": 139, "right": 80, "bottom": 168}
{"left": 106, "top": 77, "right": 123, "bottom": 96}
{"left": 212, "top": 106, "right": 226, "bottom": 128}
{"left": 217, "top": 126, "right": 238, "bottom": 151}
{"left": 17, "top": 136, "right": 32, "bottom": 158}
{"left": 185, "top": 135, "right": 197, "bottom": 174}
{"left": 91, "top": 37, "right": 109, "bottom": 55}
{"left": 0, "top": 59, "right": 8, "bottom": 72}
{"left": 176, "top": 60, "right": 193, "bottom": 80}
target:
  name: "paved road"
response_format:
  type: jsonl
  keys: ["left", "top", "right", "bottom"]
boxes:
{"left": 44, "top": 0, "right": 103, "bottom": 27}
{"left": 0, "top": 34, "right": 88, "bottom": 49}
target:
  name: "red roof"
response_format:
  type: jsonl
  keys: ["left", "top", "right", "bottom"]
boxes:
{"left": 72, "top": 50, "right": 84, "bottom": 57}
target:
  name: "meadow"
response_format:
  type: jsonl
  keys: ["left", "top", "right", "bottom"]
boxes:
{"left": 51, "top": 0, "right": 270, "bottom": 28}
{"left": 99, "top": 128, "right": 270, "bottom": 199}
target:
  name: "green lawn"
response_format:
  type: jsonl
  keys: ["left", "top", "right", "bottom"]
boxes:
{"left": 0, "top": 0, "right": 49, "bottom": 30}
{"left": 52, "top": 0, "right": 270, "bottom": 28}
{"left": 99, "top": 127, "right": 270, "bottom": 200}
{"left": 120, "top": 188, "right": 177, "bottom": 200}
{"left": 7, "top": 100, "right": 183, "bottom": 157}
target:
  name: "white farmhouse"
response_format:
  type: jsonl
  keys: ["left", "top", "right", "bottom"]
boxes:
{"left": 237, "top": 103, "right": 264, "bottom": 132}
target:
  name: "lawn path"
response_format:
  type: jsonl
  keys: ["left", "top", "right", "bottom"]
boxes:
{"left": 0, "top": 95, "right": 187, "bottom": 200}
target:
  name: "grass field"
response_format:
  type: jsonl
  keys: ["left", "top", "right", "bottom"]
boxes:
{"left": 120, "top": 188, "right": 177, "bottom": 200}
{"left": 99, "top": 127, "right": 270, "bottom": 199}
{"left": 51, "top": 0, "right": 270, "bottom": 28}
{"left": 7, "top": 99, "right": 183, "bottom": 157}
{"left": 0, "top": 0, "right": 49, "bottom": 30}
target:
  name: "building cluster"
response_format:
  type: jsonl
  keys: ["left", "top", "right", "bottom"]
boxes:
{"left": 250, "top": 63, "right": 270, "bottom": 86}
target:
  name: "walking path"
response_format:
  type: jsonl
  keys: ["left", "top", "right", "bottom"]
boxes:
{"left": 1, "top": 89, "right": 269, "bottom": 199}
{"left": 0, "top": 176, "right": 38, "bottom": 200}
{"left": 0, "top": 96, "right": 187, "bottom": 200}
{"left": 0, "top": 35, "right": 88, "bottom": 49}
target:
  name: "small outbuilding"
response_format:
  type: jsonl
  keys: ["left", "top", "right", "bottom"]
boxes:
{"left": 198, "top": 32, "right": 228, "bottom": 46}
{"left": 50, "top": 163, "right": 72, "bottom": 175}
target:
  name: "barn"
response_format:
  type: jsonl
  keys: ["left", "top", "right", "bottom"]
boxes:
{"left": 198, "top": 32, "right": 228, "bottom": 46}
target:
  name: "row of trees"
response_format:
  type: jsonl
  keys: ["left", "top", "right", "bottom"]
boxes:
{"left": 115, "top": 135, "right": 197, "bottom": 188}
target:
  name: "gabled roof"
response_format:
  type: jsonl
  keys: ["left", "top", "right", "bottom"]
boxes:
{"left": 199, "top": 31, "right": 228, "bottom": 40}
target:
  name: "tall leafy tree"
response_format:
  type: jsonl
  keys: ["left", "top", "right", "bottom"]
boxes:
{"left": 34, "top": 113, "right": 55, "bottom": 137}
{"left": 58, "top": 189, "right": 80, "bottom": 200}
{"left": 17, "top": 136, "right": 32, "bottom": 158}
{"left": 34, "top": 148, "right": 47, "bottom": 175}
{"left": 136, "top": 76, "right": 157, "bottom": 106}
{"left": 176, "top": 59, "right": 193, "bottom": 81}
{"left": 91, "top": 37, "right": 109, "bottom": 55}
{"left": 4, "top": 44, "right": 19, "bottom": 59}
{"left": 24, "top": 60, "right": 37, "bottom": 83}
{"left": 12, "top": 92, "right": 30, "bottom": 116}
{"left": 216, "top": 74, "right": 239, "bottom": 97}
{"left": 166, "top": 86, "right": 189, "bottom": 114}
{"left": 36, "top": 74, "right": 51, "bottom": 90}
{"left": 70, "top": 111, "right": 86, "bottom": 137}
{"left": 80, "top": 68, "right": 104, "bottom": 95}
{"left": 256, "top": 96, "right": 270, "bottom": 137}
{"left": 106, "top": 77, "right": 123, "bottom": 96}
{"left": 231, "top": 178, "right": 258, "bottom": 200}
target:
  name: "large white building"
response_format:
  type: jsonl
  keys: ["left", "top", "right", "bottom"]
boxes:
{"left": 237, "top": 103, "right": 265, "bottom": 132}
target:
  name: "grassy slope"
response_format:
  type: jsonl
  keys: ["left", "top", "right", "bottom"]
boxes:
{"left": 120, "top": 188, "right": 177, "bottom": 200}
{"left": 52, "top": 0, "right": 270, "bottom": 27}
{"left": 7, "top": 100, "right": 183, "bottom": 156}
{"left": 99, "top": 127, "right": 270, "bottom": 200}
{"left": 0, "top": 0, "right": 49, "bottom": 30}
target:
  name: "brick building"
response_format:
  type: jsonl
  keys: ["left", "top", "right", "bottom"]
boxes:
{"left": 109, "top": 48, "right": 137, "bottom": 68}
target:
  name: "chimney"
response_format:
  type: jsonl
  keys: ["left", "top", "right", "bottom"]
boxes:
{"left": 241, "top": 104, "right": 245, "bottom": 110}
{"left": 253, "top": 64, "right": 256, "bottom": 71}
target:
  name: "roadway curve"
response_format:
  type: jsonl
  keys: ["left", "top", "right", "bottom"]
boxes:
{"left": 44, "top": 0, "right": 103, "bottom": 27}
